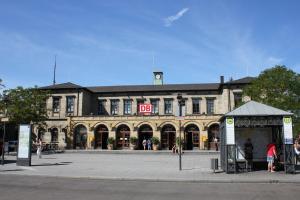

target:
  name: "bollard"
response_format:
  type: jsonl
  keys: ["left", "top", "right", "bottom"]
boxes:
{"left": 211, "top": 158, "right": 219, "bottom": 173}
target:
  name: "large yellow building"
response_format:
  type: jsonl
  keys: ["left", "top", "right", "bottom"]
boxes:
{"left": 36, "top": 72, "right": 253, "bottom": 150}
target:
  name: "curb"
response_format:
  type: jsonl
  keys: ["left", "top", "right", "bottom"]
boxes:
{"left": 63, "top": 150, "right": 220, "bottom": 155}
{"left": 2, "top": 173, "right": 300, "bottom": 184}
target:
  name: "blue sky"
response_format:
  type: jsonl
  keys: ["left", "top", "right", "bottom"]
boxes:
{"left": 0, "top": 0, "right": 300, "bottom": 89}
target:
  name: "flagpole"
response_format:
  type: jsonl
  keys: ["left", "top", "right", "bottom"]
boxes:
{"left": 53, "top": 55, "right": 56, "bottom": 85}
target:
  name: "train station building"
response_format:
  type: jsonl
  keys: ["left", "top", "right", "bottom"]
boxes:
{"left": 36, "top": 72, "right": 254, "bottom": 150}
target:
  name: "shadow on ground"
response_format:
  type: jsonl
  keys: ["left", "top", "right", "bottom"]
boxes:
{"left": 0, "top": 169, "right": 24, "bottom": 172}
{"left": 32, "top": 162, "right": 72, "bottom": 167}
{"left": 1, "top": 160, "right": 17, "bottom": 164}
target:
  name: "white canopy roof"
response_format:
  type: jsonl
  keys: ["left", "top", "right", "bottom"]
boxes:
{"left": 225, "top": 101, "right": 293, "bottom": 117}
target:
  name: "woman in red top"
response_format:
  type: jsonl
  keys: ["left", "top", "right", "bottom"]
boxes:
{"left": 266, "top": 143, "right": 277, "bottom": 172}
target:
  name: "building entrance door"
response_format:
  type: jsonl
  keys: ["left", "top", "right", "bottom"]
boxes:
{"left": 184, "top": 125, "right": 200, "bottom": 150}
{"left": 138, "top": 125, "right": 153, "bottom": 149}
{"left": 161, "top": 125, "right": 176, "bottom": 150}
{"left": 116, "top": 125, "right": 130, "bottom": 149}
{"left": 94, "top": 125, "right": 108, "bottom": 149}
{"left": 74, "top": 125, "right": 87, "bottom": 149}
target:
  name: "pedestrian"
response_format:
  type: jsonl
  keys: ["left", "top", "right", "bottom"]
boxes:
{"left": 36, "top": 138, "right": 42, "bottom": 159}
{"left": 294, "top": 139, "right": 300, "bottom": 165}
{"left": 172, "top": 144, "right": 176, "bottom": 154}
{"left": 214, "top": 137, "right": 219, "bottom": 151}
{"left": 142, "top": 138, "right": 147, "bottom": 150}
{"left": 244, "top": 138, "right": 253, "bottom": 171}
{"left": 266, "top": 142, "right": 277, "bottom": 172}
{"left": 147, "top": 138, "right": 152, "bottom": 150}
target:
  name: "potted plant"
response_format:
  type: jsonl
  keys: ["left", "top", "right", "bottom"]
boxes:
{"left": 129, "top": 136, "right": 138, "bottom": 150}
{"left": 107, "top": 137, "right": 115, "bottom": 150}
{"left": 151, "top": 136, "right": 160, "bottom": 151}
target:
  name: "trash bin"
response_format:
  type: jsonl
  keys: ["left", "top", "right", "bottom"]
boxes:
{"left": 211, "top": 158, "right": 219, "bottom": 172}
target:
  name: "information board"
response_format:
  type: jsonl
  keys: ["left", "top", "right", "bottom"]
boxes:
{"left": 18, "top": 125, "right": 31, "bottom": 158}
{"left": 226, "top": 117, "right": 235, "bottom": 145}
{"left": 283, "top": 116, "right": 293, "bottom": 144}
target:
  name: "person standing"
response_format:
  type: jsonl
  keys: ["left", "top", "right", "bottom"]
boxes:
{"left": 214, "top": 137, "right": 219, "bottom": 151}
{"left": 36, "top": 139, "right": 42, "bottom": 159}
{"left": 294, "top": 139, "right": 300, "bottom": 165}
{"left": 142, "top": 138, "right": 147, "bottom": 150}
{"left": 147, "top": 138, "right": 152, "bottom": 150}
{"left": 266, "top": 142, "right": 277, "bottom": 172}
{"left": 244, "top": 138, "right": 254, "bottom": 170}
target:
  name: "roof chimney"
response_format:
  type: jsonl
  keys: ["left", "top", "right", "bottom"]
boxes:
{"left": 220, "top": 76, "right": 224, "bottom": 84}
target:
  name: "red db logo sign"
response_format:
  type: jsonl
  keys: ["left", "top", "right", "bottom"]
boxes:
{"left": 139, "top": 104, "right": 152, "bottom": 113}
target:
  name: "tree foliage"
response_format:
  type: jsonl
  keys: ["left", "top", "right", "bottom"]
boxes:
{"left": 0, "top": 86, "right": 50, "bottom": 125}
{"left": 243, "top": 65, "right": 300, "bottom": 135}
{"left": 0, "top": 78, "right": 4, "bottom": 88}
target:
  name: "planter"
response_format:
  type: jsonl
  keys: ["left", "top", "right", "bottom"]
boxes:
{"left": 153, "top": 144, "right": 159, "bottom": 151}
{"left": 107, "top": 144, "right": 114, "bottom": 150}
{"left": 130, "top": 144, "right": 137, "bottom": 150}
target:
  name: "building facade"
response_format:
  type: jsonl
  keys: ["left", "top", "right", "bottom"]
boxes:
{"left": 36, "top": 73, "right": 254, "bottom": 150}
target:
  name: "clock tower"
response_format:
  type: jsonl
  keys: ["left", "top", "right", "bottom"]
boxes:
{"left": 153, "top": 71, "right": 163, "bottom": 85}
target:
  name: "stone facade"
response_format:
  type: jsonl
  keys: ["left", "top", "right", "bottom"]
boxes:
{"left": 36, "top": 76, "right": 254, "bottom": 150}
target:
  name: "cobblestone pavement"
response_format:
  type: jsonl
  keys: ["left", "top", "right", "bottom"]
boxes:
{"left": 0, "top": 152, "right": 300, "bottom": 183}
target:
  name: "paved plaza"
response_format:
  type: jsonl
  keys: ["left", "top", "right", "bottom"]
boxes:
{"left": 0, "top": 152, "right": 300, "bottom": 183}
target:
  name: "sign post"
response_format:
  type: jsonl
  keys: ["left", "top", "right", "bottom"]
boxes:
{"left": 282, "top": 116, "right": 295, "bottom": 173}
{"left": 17, "top": 124, "right": 32, "bottom": 166}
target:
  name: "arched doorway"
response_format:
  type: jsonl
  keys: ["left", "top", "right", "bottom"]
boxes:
{"left": 161, "top": 125, "right": 176, "bottom": 150}
{"left": 38, "top": 128, "right": 45, "bottom": 141}
{"left": 94, "top": 125, "right": 108, "bottom": 149}
{"left": 184, "top": 124, "right": 200, "bottom": 150}
{"left": 51, "top": 128, "right": 58, "bottom": 142}
{"left": 73, "top": 125, "right": 87, "bottom": 149}
{"left": 208, "top": 124, "right": 220, "bottom": 150}
{"left": 138, "top": 124, "right": 153, "bottom": 149}
{"left": 116, "top": 125, "right": 130, "bottom": 149}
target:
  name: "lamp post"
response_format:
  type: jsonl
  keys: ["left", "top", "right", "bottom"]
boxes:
{"left": 1, "top": 119, "right": 6, "bottom": 165}
{"left": 177, "top": 94, "right": 185, "bottom": 171}
{"left": 1, "top": 95, "right": 9, "bottom": 165}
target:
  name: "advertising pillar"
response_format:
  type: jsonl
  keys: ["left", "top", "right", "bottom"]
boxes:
{"left": 17, "top": 124, "right": 32, "bottom": 166}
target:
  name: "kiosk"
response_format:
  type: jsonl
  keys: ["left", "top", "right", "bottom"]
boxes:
{"left": 220, "top": 101, "right": 295, "bottom": 174}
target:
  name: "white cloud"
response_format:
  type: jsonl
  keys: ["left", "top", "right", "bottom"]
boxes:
{"left": 266, "top": 56, "right": 284, "bottom": 65}
{"left": 164, "top": 8, "right": 189, "bottom": 27}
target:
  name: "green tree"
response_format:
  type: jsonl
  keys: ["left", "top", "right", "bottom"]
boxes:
{"left": 0, "top": 86, "right": 50, "bottom": 125}
{"left": 243, "top": 65, "right": 300, "bottom": 135}
{"left": 0, "top": 79, "right": 4, "bottom": 88}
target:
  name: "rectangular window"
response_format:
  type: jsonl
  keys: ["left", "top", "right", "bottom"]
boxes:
{"left": 98, "top": 100, "right": 106, "bottom": 115}
{"left": 164, "top": 99, "right": 173, "bottom": 114}
{"left": 124, "top": 100, "right": 132, "bottom": 115}
{"left": 151, "top": 99, "right": 159, "bottom": 114}
{"left": 137, "top": 99, "right": 145, "bottom": 114}
{"left": 66, "top": 96, "right": 75, "bottom": 113}
{"left": 234, "top": 93, "right": 242, "bottom": 108}
{"left": 111, "top": 100, "right": 119, "bottom": 115}
{"left": 206, "top": 99, "right": 214, "bottom": 115}
{"left": 192, "top": 99, "right": 200, "bottom": 114}
{"left": 52, "top": 97, "right": 60, "bottom": 112}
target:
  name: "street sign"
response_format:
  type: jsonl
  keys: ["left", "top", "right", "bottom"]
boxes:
{"left": 139, "top": 104, "right": 152, "bottom": 114}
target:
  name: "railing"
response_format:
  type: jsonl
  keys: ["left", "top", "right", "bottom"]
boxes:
{"left": 42, "top": 142, "right": 59, "bottom": 153}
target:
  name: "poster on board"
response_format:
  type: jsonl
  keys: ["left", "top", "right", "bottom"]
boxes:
{"left": 226, "top": 117, "right": 235, "bottom": 145}
{"left": 283, "top": 116, "right": 293, "bottom": 144}
{"left": 17, "top": 124, "right": 32, "bottom": 166}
